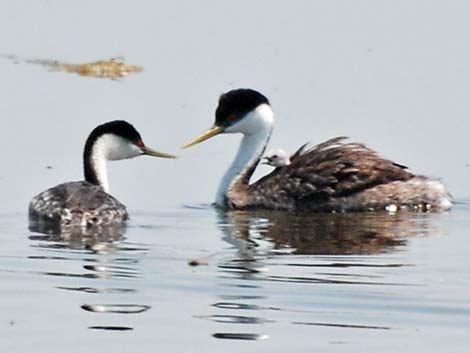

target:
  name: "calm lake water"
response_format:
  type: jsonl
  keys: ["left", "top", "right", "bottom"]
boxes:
{"left": 1, "top": 1, "right": 470, "bottom": 352}
{"left": 2, "top": 204, "right": 470, "bottom": 352}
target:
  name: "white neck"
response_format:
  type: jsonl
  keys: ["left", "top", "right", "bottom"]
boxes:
{"left": 91, "top": 153, "right": 110, "bottom": 192}
{"left": 88, "top": 134, "right": 142, "bottom": 193}
{"left": 215, "top": 104, "right": 274, "bottom": 206}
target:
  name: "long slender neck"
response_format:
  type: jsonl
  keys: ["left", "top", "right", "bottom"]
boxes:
{"left": 216, "top": 105, "right": 273, "bottom": 207}
{"left": 84, "top": 136, "right": 110, "bottom": 192}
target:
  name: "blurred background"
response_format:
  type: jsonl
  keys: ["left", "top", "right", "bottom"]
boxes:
{"left": 0, "top": 0, "right": 468, "bottom": 213}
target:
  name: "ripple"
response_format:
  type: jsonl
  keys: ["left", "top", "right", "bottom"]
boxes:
{"left": 218, "top": 264, "right": 267, "bottom": 274}
{"left": 212, "top": 333, "right": 269, "bottom": 340}
{"left": 81, "top": 304, "right": 151, "bottom": 314}
{"left": 292, "top": 321, "right": 391, "bottom": 330}
{"left": 218, "top": 295, "right": 266, "bottom": 300}
{"left": 284, "top": 262, "right": 411, "bottom": 268}
{"left": 182, "top": 203, "right": 213, "bottom": 210}
{"left": 40, "top": 271, "right": 101, "bottom": 279}
{"left": 83, "top": 264, "right": 140, "bottom": 278}
{"left": 88, "top": 326, "right": 133, "bottom": 331}
{"left": 196, "top": 314, "right": 272, "bottom": 324}
{"left": 57, "top": 286, "right": 136, "bottom": 294}
{"left": 28, "top": 255, "right": 69, "bottom": 260}
{"left": 212, "top": 302, "right": 264, "bottom": 310}
{"left": 266, "top": 274, "right": 416, "bottom": 286}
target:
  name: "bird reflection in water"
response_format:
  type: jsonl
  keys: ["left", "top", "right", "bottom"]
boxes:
{"left": 209, "top": 209, "right": 443, "bottom": 340}
{"left": 29, "top": 223, "right": 126, "bottom": 252}
{"left": 217, "top": 209, "right": 440, "bottom": 255}
{"left": 28, "top": 224, "right": 151, "bottom": 331}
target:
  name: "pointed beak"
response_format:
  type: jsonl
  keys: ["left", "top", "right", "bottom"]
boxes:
{"left": 182, "top": 125, "right": 223, "bottom": 149}
{"left": 141, "top": 146, "right": 177, "bottom": 159}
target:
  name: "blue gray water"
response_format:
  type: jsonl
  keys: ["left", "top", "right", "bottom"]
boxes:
{"left": 1, "top": 1, "right": 470, "bottom": 352}
{"left": 2, "top": 205, "right": 470, "bottom": 352}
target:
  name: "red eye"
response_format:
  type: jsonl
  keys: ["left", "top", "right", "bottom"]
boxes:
{"left": 227, "top": 113, "right": 236, "bottom": 121}
{"left": 136, "top": 139, "right": 144, "bottom": 147}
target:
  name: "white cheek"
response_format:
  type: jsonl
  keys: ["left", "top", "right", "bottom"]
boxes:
{"left": 113, "top": 143, "right": 142, "bottom": 159}
{"left": 224, "top": 104, "right": 274, "bottom": 134}
{"left": 94, "top": 134, "right": 142, "bottom": 161}
{"left": 224, "top": 117, "right": 247, "bottom": 134}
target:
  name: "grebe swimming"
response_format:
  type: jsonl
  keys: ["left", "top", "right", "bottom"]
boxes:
{"left": 29, "top": 120, "right": 175, "bottom": 229}
{"left": 183, "top": 88, "right": 452, "bottom": 212}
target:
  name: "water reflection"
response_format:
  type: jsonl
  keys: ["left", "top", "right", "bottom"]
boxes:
{"left": 28, "top": 223, "right": 126, "bottom": 252}
{"left": 218, "top": 210, "right": 438, "bottom": 255}
{"left": 27, "top": 224, "right": 151, "bottom": 331}
{"left": 209, "top": 209, "right": 442, "bottom": 340}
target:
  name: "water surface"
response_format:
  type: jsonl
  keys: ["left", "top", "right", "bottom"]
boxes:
{"left": 2, "top": 204, "right": 469, "bottom": 352}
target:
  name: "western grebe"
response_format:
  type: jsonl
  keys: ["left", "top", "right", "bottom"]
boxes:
{"left": 183, "top": 88, "right": 452, "bottom": 212}
{"left": 29, "top": 120, "right": 175, "bottom": 229}
{"left": 262, "top": 149, "right": 291, "bottom": 168}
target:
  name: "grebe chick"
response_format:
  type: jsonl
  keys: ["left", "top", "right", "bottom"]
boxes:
{"left": 262, "top": 149, "right": 291, "bottom": 168}
{"left": 29, "top": 120, "right": 176, "bottom": 230}
{"left": 182, "top": 88, "right": 452, "bottom": 212}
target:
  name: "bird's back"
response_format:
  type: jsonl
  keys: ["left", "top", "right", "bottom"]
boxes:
{"left": 29, "top": 181, "right": 128, "bottom": 230}
{"left": 248, "top": 137, "right": 451, "bottom": 211}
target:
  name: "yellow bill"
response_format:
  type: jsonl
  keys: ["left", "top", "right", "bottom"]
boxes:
{"left": 142, "top": 146, "right": 177, "bottom": 158}
{"left": 182, "top": 125, "right": 223, "bottom": 149}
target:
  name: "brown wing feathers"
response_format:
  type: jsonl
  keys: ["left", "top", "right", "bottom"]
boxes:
{"left": 251, "top": 137, "right": 413, "bottom": 202}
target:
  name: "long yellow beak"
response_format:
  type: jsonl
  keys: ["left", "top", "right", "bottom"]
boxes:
{"left": 182, "top": 125, "right": 223, "bottom": 149}
{"left": 141, "top": 146, "right": 177, "bottom": 158}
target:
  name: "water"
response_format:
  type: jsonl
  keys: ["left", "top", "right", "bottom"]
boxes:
{"left": 2, "top": 204, "right": 470, "bottom": 352}
{"left": 1, "top": 1, "right": 470, "bottom": 351}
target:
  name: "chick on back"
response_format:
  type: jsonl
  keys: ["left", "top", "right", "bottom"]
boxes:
{"left": 263, "top": 149, "right": 291, "bottom": 168}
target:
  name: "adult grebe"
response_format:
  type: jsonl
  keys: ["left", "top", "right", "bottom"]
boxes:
{"left": 29, "top": 120, "right": 176, "bottom": 229}
{"left": 262, "top": 149, "right": 291, "bottom": 168}
{"left": 183, "top": 88, "right": 452, "bottom": 212}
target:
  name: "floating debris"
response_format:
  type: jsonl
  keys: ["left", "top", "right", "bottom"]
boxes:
{"left": 1, "top": 54, "right": 142, "bottom": 79}
{"left": 27, "top": 58, "right": 143, "bottom": 79}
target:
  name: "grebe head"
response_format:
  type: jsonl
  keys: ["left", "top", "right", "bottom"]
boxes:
{"left": 85, "top": 120, "right": 176, "bottom": 161}
{"left": 84, "top": 120, "right": 176, "bottom": 191}
{"left": 182, "top": 89, "right": 273, "bottom": 148}
{"left": 262, "top": 149, "right": 290, "bottom": 167}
